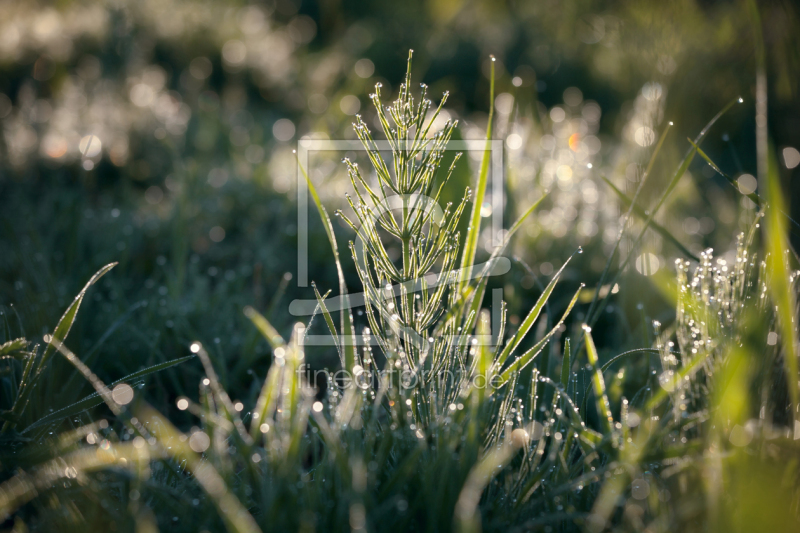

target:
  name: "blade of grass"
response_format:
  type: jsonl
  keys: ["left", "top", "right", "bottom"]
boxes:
{"left": 243, "top": 307, "right": 287, "bottom": 438}
{"left": 560, "top": 337, "right": 571, "bottom": 391}
{"left": 22, "top": 355, "right": 193, "bottom": 433}
{"left": 583, "top": 326, "right": 614, "bottom": 436}
{"left": 297, "top": 155, "right": 356, "bottom": 372}
{"left": 438, "top": 193, "right": 548, "bottom": 336}
{"left": 244, "top": 306, "right": 286, "bottom": 350}
{"left": 459, "top": 56, "right": 495, "bottom": 296}
{"left": 688, "top": 139, "right": 800, "bottom": 240}
{"left": 645, "top": 349, "right": 711, "bottom": 412}
{"left": 496, "top": 249, "right": 580, "bottom": 368}
{"left": 137, "top": 405, "right": 262, "bottom": 533}
{"left": 764, "top": 146, "right": 799, "bottom": 414}
{"left": 312, "top": 284, "right": 341, "bottom": 360}
{"left": 498, "top": 285, "right": 583, "bottom": 384}
{"left": 454, "top": 425, "right": 527, "bottom": 533}
{"left": 2, "top": 262, "right": 117, "bottom": 432}
{"left": 60, "top": 300, "right": 147, "bottom": 400}
{"left": 580, "top": 122, "right": 673, "bottom": 347}
{"left": 601, "top": 176, "right": 699, "bottom": 262}
{"left": 0, "top": 338, "right": 26, "bottom": 357}
{"left": 582, "top": 97, "right": 742, "bottom": 344}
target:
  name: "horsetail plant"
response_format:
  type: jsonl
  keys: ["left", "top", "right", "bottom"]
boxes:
{"left": 329, "top": 50, "right": 583, "bottom": 429}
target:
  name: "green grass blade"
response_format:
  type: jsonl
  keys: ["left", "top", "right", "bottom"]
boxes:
{"left": 560, "top": 337, "right": 571, "bottom": 390}
{"left": 297, "top": 156, "right": 356, "bottom": 372}
{"left": 311, "top": 284, "right": 342, "bottom": 363}
{"left": 583, "top": 98, "right": 741, "bottom": 343}
{"left": 689, "top": 139, "right": 800, "bottom": 239}
{"left": 0, "top": 338, "right": 27, "bottom": 358}
{"left": 458, "top": 56, "right": 495, "bottom": 295}
{"left": 581, "top": 123, "right": 672, "bottom": 339}
{"left": 243, "top": 306, "right": 286, "bottom": 349}
{"left": 496, "top": 249, "right": 579, "bottom": 368}
{"left": 498, "top": 285, "right": 583, "bottom": 384}
{"left": 455, "top": 429, "right": 528, "bottom": 533}
{"left": 38, "top": 262, "right": 117, "bottom": 374}
{"left": 601, "top": 176, "right": 699, "bottom": 262}
{"left": 475, "top": 309, "right": 492, "bottom": 403}
{"left": 60, "top": 300, "right": 147, "bottom": 398}
{"left": 645, "top": 349, "right": 711, "bottom": 412}
{"left": 439, "top": 193, "right": 548, "bottom": 334}
{"left": 21, "top": 355, "right": 193, "bottom": 434}
{"left": 243, "top": 306, "right": 288, "bottom": 438}
{"left": 2, "top": 262, "right": 117, "bottom": 432}
{"left": 137, "top": 405, "right": 263, "bottom": 533}
{"left": 764, "top": 146, "right": 799, "bottom": 413}
{"left": 583, "top": 326, "right": 614, "bottom": 436}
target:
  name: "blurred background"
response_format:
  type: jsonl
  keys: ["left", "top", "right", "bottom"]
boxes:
{"left": 1, "top": 0, "right": 799, "bottom": 410}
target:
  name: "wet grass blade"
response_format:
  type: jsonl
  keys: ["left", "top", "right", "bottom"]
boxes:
{"left": 454, "top": 431, "right": 526, "bottom": 533}
{"left": 297, "top": 156, "right": 356, "bottom": 372}
{"left": 437, "top": 193, "right": 547, "bottom": 336}
{"left": 645, "top": 349, "right": 711, "bottom": 412}
{"left": 2, "top": 263, "right": 117, "bottom": 432}
{"left": 60, "top": 300, "right": 147, "bottom": 398}
{"left": 601, "top": 176, "right": 699, "bottom": 262}
{"left": 37, "top": 263, "right": 118, "bottom": 374}
{"left": 560, "top": 337, "right": 571, "bottom": 390}
{"left": 137, "top": 405, "right": 262, "bottom": 533}
{"left": 498, "top": 285, "right": 583, "bottom": 384}
{"left": 764, "top": 146, "right": 799, "bottom": 413}
{"left": 583, "top": 98, "right": 741, "bottom": 345}
{"left": 688, "top": 139, "right": 800, "bottom": 239}
{"left": 459, "top": 56, "right": 495, "bottom": 295}
{"left": 244, "top": 306, "right": 286, "bottom": 350}
{"left": 496, "top": 250, "right": 579, "bottom": 368}
{"left": 22, "top": 355, "right": 193, "bottom": 433}
{"left": 583, "top": 326, "right": 614, "bottom": 436}
{"left": 312, "top": 284, "right": 342, "bottom": 364}
{"left": 0, "top": 338, "right": 26, "bottom": 358}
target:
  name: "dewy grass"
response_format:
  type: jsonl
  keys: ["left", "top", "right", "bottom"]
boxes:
{"left": 1, "top": 50, "right": 800, "bottom": 533}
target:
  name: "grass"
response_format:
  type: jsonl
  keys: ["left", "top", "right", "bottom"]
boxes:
{"left": 1, "top": 51, "right": 799, "bottom": 533}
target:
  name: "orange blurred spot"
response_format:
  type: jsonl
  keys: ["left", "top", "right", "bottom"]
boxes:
{"left": 44, "top": 137, "right": 68, "bottom": 158}
{"left": 569, "top": 133, "right": 580, "bottom": 151}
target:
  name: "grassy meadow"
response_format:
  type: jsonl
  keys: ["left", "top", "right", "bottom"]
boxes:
{"left": 1, "top": 1, "right": 800, "bottom": 532}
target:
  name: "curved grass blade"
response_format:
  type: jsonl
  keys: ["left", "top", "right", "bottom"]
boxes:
{"left": 498, "top": 285, "right": 583, "bottom": 384}
{"left": 601, "top": 176, "right": 699, "bottom": 262}
{"left": 38, "top": 262, "right": 117, "bottom": 374}
{"left": 243, "top": 306, "right": 287, "bottom": 438}
{"left": 21, "top": 355, "right": 195, "bottom": 434}
{"left": 583, "top": 97, "right": 742, "bottom": 340}
{"left": 312, "top": 283, "right": 342, "bottom": 360}
{"left": 600, "top": 348, "right": 663, "bottom": 374}
{"left": 244, "top": 306, "right": 286, "bottom": 349}
{"left": 60, "top": 300, "right": 147, "bottom": 397}
{"left": 645, "top": 349, "right": 711, "bottom": 412}
{"left": 496, "top": 249, "right": 580, "bottom": 368}
{"left": 137, "top": 405, "right": 262, "bottom": 533}
{"left": 2, "top": 263, "right": 117, "bottom": 432}
{"left": 297, "top": 156, "right": 356, "bottom": 372}
{"left": 454, "top": 422, "right": 528, "bottom": 533}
